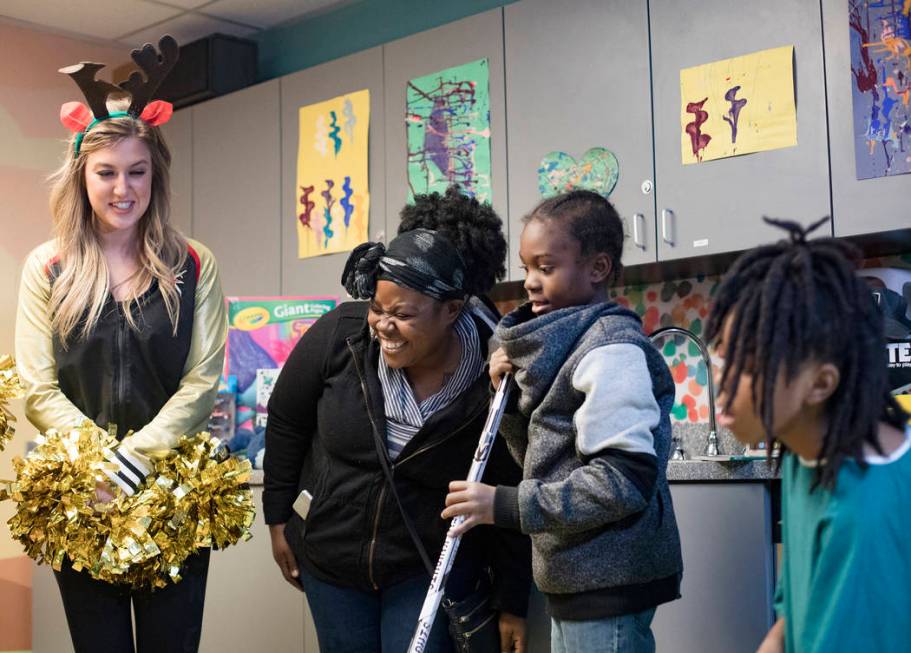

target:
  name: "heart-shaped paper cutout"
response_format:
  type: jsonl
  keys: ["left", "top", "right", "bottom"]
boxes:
{"left": 537, "top": 147, "right": 620, "bottom": 198}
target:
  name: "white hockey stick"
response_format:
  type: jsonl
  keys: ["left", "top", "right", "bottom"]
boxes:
{"left": 407, "top": 373, "right": 513, "bottom": 653}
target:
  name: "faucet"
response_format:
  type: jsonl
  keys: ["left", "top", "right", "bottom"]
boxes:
{"left": 648, "top": 326, "right": 719, "bottom": 459}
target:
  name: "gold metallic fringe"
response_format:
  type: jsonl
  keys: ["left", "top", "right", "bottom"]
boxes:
{"left": 1, "top": 422, "right": 255, "bottom": 589}
{"left": 0, "top": 355, "right": 25, "bottom": 452}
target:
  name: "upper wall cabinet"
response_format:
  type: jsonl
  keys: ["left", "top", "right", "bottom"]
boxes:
{"left": 160, "top": 108, "right": 193, "bottom": 236}
{"left": 822, "top": 0, "right": 910, "bottom": 237}
{"left": 650, "top": 0, "right": 832, "bottom": 261}
{"left": 383, "top": 9, "right": 509, "bottom": 244}
{"left": 280, "top": 47, "right": 386, "bottom": 298}
{"left": 505, "top": 0, "right": 657, "bottom": 279}
{"left": 192, "top": 80, "right": 282, "bottom": 296}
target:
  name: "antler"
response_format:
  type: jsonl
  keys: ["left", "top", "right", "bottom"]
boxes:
{"left": 58, "top": 62, "right": 122, "bottom": 120}
{"left": 119, "top": 35, "right": 179, "bottom": 117}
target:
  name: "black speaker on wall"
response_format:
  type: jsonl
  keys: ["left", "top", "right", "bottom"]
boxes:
{"left": 155, "top": 34, "right": 258, "bottom": 109}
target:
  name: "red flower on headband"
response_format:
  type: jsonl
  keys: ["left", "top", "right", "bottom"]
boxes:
{"left": 60, "top": 102, "right": 93, "bottom": 132}
{"left": 140, "top": 100, "right": 173, "bottom": 126}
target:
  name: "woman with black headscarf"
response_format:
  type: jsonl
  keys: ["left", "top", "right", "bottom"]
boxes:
{"left": 263, "top": 187, "right": 532, "bottom": 652}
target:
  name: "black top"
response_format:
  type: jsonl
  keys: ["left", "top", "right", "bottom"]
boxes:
{"left": 49, "top": 251, "right": 199, "bottom": 438}
{"left": 263, "top": 301, "right": 532, "bottom": 616}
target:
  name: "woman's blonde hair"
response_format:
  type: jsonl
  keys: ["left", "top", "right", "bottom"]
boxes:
{"left": 48, "top": 97, "right": 187, "bottom": 344}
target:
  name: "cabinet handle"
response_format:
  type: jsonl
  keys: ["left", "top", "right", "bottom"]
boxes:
{"left": 633, "top": 213, "right": 645, "bottom": 249}
{"left": 661, "top": 209, "right": 674, "bottom": 245}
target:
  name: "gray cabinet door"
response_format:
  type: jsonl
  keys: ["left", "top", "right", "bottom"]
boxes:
{"left": 280, "top": 47, "right": 385, "bottom": 298}
{"left": 504, "top": 0, "right": 657, "bottom": 280}
{"left": 383, "top": 9, "right": 509, "bottom": 248}
{"left": 822, "top": 0, "right": 911, "bottom": 237}
{"left": 653, "top": 482, "right": 776, "bottom": 653}
{"left": 192, "top": 80, "right": 282, "bottom": 296}
{"left": 650, "top": 0, "right": 832, "bottom": 261}
{"left": 160, "top": 108, "right": 193, "bottom": 236}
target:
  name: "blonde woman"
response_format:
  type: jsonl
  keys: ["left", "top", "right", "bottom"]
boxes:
{"left": 15, "top": 40, "right": 226, "bottom": 653}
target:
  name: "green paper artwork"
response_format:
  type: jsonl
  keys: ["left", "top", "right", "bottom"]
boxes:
{"left": 406, "top": 59, "right": 492, "bottom": 203}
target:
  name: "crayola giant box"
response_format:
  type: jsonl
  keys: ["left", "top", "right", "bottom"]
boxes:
{"left": 223, "top": 296, "right": 337, "bottom": 464}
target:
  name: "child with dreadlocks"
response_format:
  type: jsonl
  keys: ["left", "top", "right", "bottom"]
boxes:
{"left": 442, "top": 190, "right": 683, "bottom": 653}
{"left": 704, "top": 217, "right": 911, "bottom": 653}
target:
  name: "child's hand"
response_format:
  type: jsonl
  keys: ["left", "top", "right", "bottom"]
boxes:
{"left": 442, "top": 481, "right": 496, "bottom": 536}
{"left": 489, "top": 347, "right": 514, "bottom": 389}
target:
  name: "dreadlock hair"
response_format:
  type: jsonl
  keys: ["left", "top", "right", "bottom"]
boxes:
{"left": 524, "top": 190, "right": 624, "bottom": 285}
{"left": 704, "top": 216, "right": 909, "bottom": 489}
{"left": 397, "top": 185, "right": 506, "bottom": 296}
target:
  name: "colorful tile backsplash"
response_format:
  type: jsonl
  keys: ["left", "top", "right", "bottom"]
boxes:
{"left": 609, "top": 276, "right": 720, "bottom": 425}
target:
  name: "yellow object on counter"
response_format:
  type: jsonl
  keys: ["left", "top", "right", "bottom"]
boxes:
{"left": 0, "top": 422, "right": 255, "bottom": 589}
{"left": 898, "top": 394, "right": 911, "bottom": 416}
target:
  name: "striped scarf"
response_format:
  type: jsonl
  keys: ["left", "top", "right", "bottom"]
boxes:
{"left": 378, "top": 310, "right": 484, "bottom": 459}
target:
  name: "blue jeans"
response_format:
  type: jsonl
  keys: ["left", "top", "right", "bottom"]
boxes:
{"left": 299, "top": 566, "right": 454, "bottom": 653}
{"left": 551, "top": 608, "right": 656, "bottom": 653}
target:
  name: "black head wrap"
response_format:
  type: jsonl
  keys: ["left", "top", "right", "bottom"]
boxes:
{"left": 341, "top": 228, "right": 466, "bottom": 301}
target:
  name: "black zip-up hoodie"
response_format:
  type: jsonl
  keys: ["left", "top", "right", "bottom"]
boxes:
{"left": 263, "top": 301, "right": 532, "bottom": 616}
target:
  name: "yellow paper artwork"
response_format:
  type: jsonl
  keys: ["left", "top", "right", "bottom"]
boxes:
{"left": 680, "top": 46, "right": 797, "bottom": 165}
{"left": 296, "top": 89, "right": 370, "bottom": 258}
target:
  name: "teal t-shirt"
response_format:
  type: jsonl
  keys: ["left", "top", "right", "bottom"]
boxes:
{"left": 774, "top": 427, "right": 911, "bottom": 653}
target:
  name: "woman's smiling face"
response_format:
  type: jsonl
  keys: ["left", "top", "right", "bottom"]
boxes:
{"left": 367, "top": 280, "right": 460, "bottom": 370}
{"left": 84, "top": 136, "right": 152, "bottom": 237}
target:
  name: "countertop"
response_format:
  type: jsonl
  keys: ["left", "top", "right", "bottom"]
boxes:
{"left": 666, "top": 457, "right": 778, "bottom": 482}
{"left": 667, "top": 422, "right": 779, "bottom": 481}
{"left": 245, "top": 422, "right": 779, "bottom": 486}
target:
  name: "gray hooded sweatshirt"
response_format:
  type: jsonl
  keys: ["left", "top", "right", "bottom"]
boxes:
{"left": 492, "top": 302, "right": 683, "bottom": 618}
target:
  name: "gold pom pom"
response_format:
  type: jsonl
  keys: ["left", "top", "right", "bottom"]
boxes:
{"left": 2, "top": 423, "right": 255, "bottom": 589}
{"left": 0, "top": 355, "right": 25, "bottom": 452}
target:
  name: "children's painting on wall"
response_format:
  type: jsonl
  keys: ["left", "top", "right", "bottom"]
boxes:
{"left": 406, "top": 58, "right": 492, "bottom": 203}
{"left": 679, "top": 45, "right": 797, "bottom": 164}
{"left": 222, "top": 296, "right": 337, "bottom": 466}
{"left": 296, "top": 89, "right": 370, "bottom": 259}
{"left": 538, "top": 147, "right": 620, "bottom": 199}
{"left": 849, "top": 0, "right": 911, "bottom": 180}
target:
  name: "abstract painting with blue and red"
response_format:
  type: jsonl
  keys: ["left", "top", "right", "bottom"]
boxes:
{"left": 849, "top": 0, "right": 911, "bottom": 179}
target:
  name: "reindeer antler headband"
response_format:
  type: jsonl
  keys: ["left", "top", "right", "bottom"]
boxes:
{"left": 59, "top": 35, "right": 179, "bottom": 155}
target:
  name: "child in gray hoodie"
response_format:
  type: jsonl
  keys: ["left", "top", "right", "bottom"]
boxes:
{"left": 443, "top": 190, "right": 682, "bottom": 653}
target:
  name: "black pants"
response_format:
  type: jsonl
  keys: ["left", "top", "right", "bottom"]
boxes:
{"left": 53, "top": 549, "right": 210, "bottom": 653}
